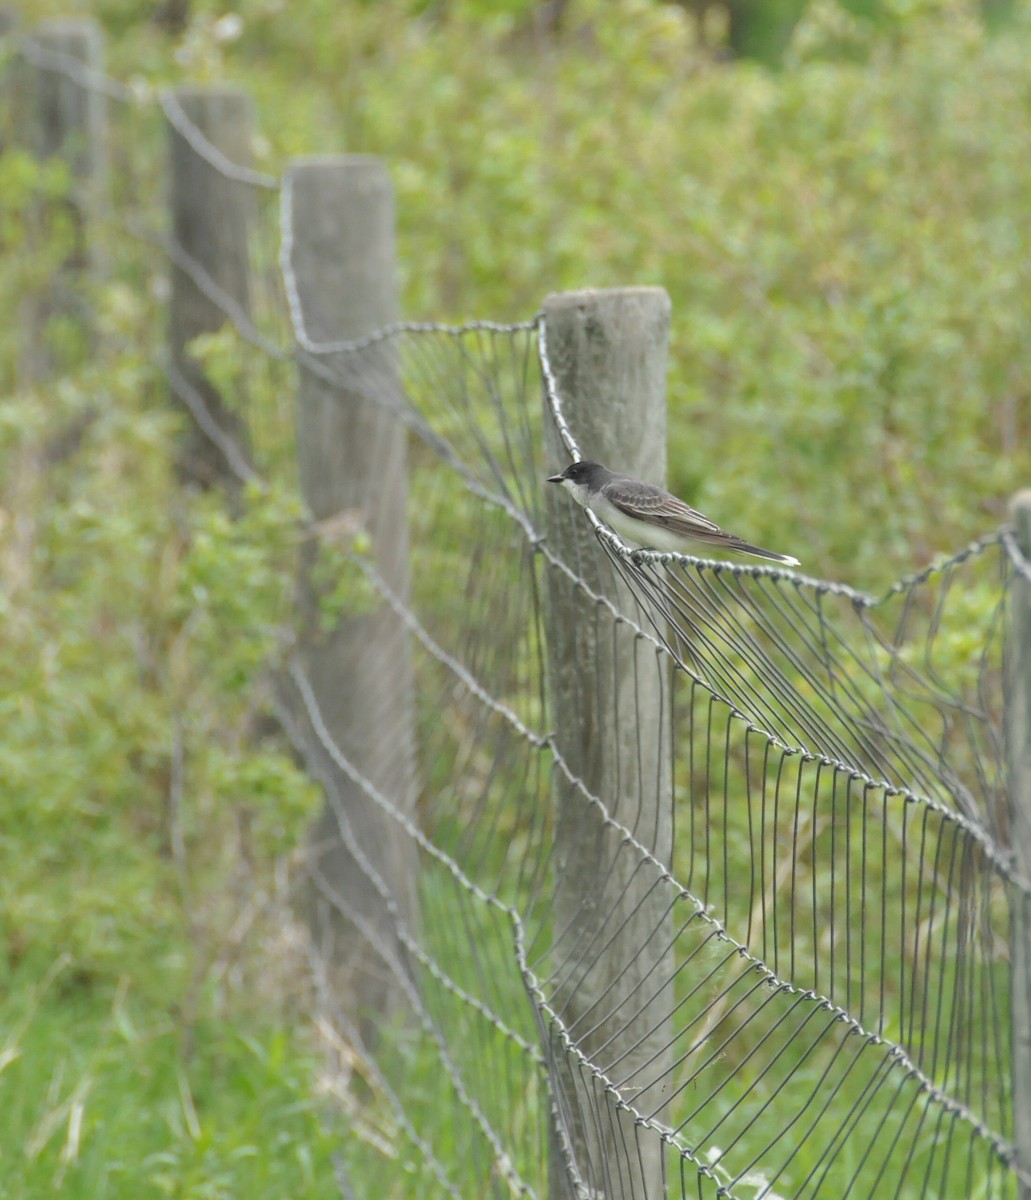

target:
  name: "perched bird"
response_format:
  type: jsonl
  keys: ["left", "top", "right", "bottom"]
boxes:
{"left": 547, "top": 460, "right": 800, "bottom": 566}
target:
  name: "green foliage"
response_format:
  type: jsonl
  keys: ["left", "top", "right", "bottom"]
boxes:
{"left": 0, "top": 273, "right": 325, "bottom": 1195}
{"left": 309, "top": 538, "right": 378, "bottom": 633}
{"left": 1, "top": 962, "right": 340, "bottom": 1199}
{"left": 4, "top": 0, "right": 1031, "bottom": 1194}
{"left": 171, "top": 479, "right": 301, "bottom": 690}
{"left": 127, "top": 0, "right": 1026, "bottom": 590}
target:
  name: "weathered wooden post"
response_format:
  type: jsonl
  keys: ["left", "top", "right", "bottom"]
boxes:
{"left": 0, "top": 10, "right": 18, "bottom": 149}
{"left": 0, "top": 10, "right": 20, "bottom": 124}
{"left": 19, "top": 18, "right": 106, "bottom": 381}
{"left": 165, "top": 86, "right": 257, "bottom": 487}
{"left": 541, "top": 288, "right": 674, "bottom": 1200}
{"left": 1007, "top": 490, "right": 1031, "bottom": 1200}
{"left": 284, "top": 156, "right": 419, "bottom": 1038}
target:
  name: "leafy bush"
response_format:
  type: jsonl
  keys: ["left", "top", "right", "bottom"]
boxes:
{"left": 104, "top": 0, "right": 1029, "bottom": 588}
{"left": 0, "top": 167, "right": 328, "bottom": 1194}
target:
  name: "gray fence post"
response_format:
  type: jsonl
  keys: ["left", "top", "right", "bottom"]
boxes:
{"left": 1008, "top": 490, "right": 1031, "bottom": 1200}
{"left": 284, "top": 156, "right": 419, "bottom": 1040}
{"left": 165, "top": 86, "right": 255, "bottom": 488}
{"left": 20, "top": 18, "right": 106, "bottom": 381}
{"left": 541, "top": 287, "right": 674, "bottom": 1200}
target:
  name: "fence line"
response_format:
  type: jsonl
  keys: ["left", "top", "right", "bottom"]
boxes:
{"left": 7, "top": 18, "right": 1031, "bottom": 1199}
{"left": 1007, "top": 494, "right": 1031, "bottom": 1200}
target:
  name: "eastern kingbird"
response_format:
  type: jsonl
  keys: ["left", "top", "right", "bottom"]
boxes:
{"left": 547, "top": 460, "right": 800, "bottom": 566}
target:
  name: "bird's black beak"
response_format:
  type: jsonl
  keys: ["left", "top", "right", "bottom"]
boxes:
{"left": 547, "top": 474, "right": 565, "bottom": 483}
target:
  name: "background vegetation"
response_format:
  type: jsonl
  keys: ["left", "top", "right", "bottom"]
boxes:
{"left": 2, "top": 0, "right": 1030, "bottom": 1196}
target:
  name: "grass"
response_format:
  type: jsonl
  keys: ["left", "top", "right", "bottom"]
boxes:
{"left": 1, "top": 955, "right": 340, "bottom": 1200}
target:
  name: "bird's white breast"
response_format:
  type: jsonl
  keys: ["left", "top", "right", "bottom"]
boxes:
{"left": 560, "top": 478, "right": 591, "bottom": 509}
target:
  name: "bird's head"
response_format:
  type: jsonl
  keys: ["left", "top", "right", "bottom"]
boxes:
{"left": 546, "top": 460, "right": 606, "bottom": 494}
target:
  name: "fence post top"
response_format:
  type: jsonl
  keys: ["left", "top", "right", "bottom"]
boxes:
{"left": 542, "top": 286, "right": 671, "bottom": 314}
{"left": 1009, "top": 489, "right": 1031, "bottom": 522}
{"left": 31, "top": 16, "right": 103, "bottom": 38}
{"left": 286, "top": 154, "right": 390, "bottom": 183}
{"left": 165, "top": 83, "right": 252, "bottom": 103}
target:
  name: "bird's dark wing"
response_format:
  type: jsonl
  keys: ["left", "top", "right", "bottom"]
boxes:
{"left": 603, "top": 474, "right": 799, "bottom": 564}
{"left": 603, "top": 476, "right": 722, "bottom": 538}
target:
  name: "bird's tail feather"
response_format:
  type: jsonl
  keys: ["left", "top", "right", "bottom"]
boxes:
{"left": 700, "top": 532, "right": 800, "bottom": 567}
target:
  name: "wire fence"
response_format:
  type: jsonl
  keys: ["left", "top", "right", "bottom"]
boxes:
{"left": 6, "top": 18, "right": 1031, "bottom": 1200}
